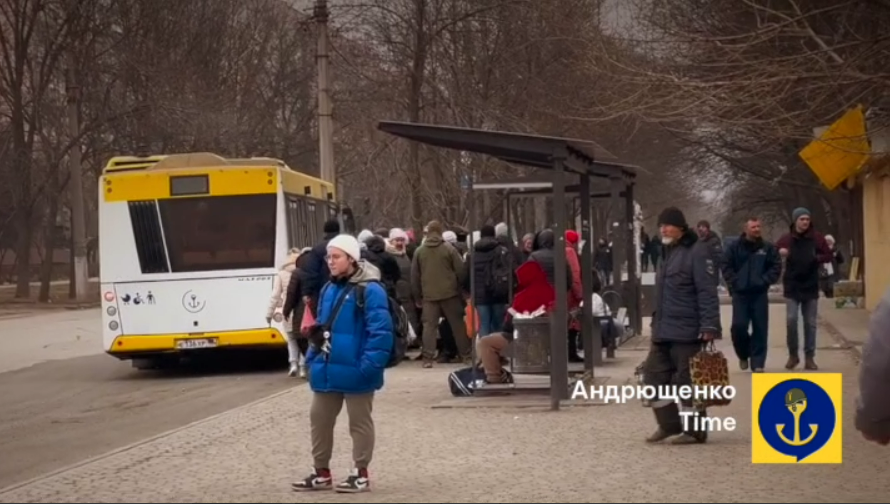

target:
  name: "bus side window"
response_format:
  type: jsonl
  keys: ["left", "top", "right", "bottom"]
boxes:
{"left": 128, "top": 201, "right": 170, "bottom": 274}
{"left": 286, "top": 197, "right": 300, "bottom": 249}
{"left": 306, "top": 201, "right": 318, "bottom": 245}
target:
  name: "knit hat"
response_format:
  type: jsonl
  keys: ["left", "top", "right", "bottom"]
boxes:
{"left": 327, "top": 234, "right": 361, "bottom": 263}
{"left": 495, "top": 222, "right": 509, "bottom": 237}
{"left": 657, "top": 207, "right": 688, "bottom": 229}
{"left": 426, "top": 220, "right": 444, "bottom": 235}
{"left": 565, "top": 230, "right": 580, "bottom": 245}
{"left": 792, "top": 207, "right": 811, "bottom": 223}
{"left": 389, "top": 228, "right": 409, "bottom": 241}
{"left": 357, "top": 229, "right": 375, "bottom": 244}
{"left": 442, "top": 231, "right": 457, "bottom": 243}
{"left": 481, "top": 225, "right": 496, "bottom": 238}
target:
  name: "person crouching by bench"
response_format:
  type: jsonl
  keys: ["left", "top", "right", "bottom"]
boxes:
{"left": 477, "top": 260, "right": 555, "bottom": 383}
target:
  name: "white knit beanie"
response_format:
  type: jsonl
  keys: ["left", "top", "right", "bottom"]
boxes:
{"left": 357, "top": 229, "right": 375, "bottom": 244}
{"left": 389, "top": 228, "right": 409, "bottom": 241}
{"left": 327, "top": 234, "right": 362, "bottom": 263}
{"left": 442, "top": 231, "right": 457, "bottom": 243}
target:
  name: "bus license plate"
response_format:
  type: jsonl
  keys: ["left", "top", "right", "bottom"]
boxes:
{"left": 176, "top": 338, "right": 218, "bottom": 350}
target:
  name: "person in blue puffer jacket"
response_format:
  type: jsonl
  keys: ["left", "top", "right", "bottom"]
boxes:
{"left": 292, "top": 234, "right": 393, "bottom": 495}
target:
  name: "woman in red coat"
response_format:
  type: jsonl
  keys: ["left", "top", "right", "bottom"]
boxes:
{"left": 476, "top": 261, "right": 555, "bottom": 383}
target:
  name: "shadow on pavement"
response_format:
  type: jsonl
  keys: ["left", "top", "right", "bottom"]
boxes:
{"left": 119, "top": 349, "right": 290, "bottom": 380}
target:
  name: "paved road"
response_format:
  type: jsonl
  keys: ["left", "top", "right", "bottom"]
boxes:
{"left": 0, "top": 311, "right": 298, "bottom": 489}
{"left": 0, "top": 304, "right": 884, "bottom": 502}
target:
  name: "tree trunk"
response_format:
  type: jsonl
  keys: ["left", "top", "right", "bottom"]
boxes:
{"left": 39, "top": 200, "right": 61, "bottom": 303}
{"left": 407, "top": 0, "right": 428, "bottom": 236}
{"left": 69, "top": 211, "right": 76, "bottom": 299}
{"left": 13, "top": 214, "right": 32, "bottom": 298}
{"left": 11, "top": 102, "right": 33, "bottom": 298}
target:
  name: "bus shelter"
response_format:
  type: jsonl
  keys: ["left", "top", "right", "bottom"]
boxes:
{"left": 378, "top": 120, "right": 637, "bottom": 411}
{"left": 473, "top": 174, "right": 643, "bottom": 365}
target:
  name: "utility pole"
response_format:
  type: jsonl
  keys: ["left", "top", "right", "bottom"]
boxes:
{"left": 315, "top": 0, "right": 336, "bottom": 186}
{"left": 66, "top": 58, "right": 89, "bottom": 301}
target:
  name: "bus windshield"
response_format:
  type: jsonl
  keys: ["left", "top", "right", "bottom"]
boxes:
{"left": 155, "top": 194, "right": 277, "bottom": 273}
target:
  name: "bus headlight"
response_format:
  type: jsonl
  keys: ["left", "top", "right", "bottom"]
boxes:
{"left": 107, "top": 306, "right": 117, "bottom": 317}
{"left": 109, "top": 320, "right": 120, "bottom": 331}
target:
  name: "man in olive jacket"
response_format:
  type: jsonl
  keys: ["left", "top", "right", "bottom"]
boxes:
{"left": 644, "top": 207, "right": 721, "bottom": 446}
{"left": 411, "top": 220, "right": 469, "bottom": 367}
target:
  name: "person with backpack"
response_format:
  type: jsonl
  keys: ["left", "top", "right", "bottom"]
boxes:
{"left": 466, "top": 225, "right": 511, "bottom": 336}
{"left": 565, "top": 230, "right": 584, "bottom": 362}
{"left": 292, "top": 234, "right": 394, "bottom": 494}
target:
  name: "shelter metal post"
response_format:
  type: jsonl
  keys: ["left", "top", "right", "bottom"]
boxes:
{"left": 625, "top": 183, "right": 642, "bottom": 334}
{"left": 506, "top": 191, "right": 515, "bottom": 302}
{"left": 550, "top": 156, "right": 569, "bottom": 409}
{"left": 610, "top": 177, "right": 624, "bottom": 289}
{"left": 579, "top": 173, "right": 601, "bottom": 371}
{"left": 467, "top": 171, "right": 480, "bottom": 383}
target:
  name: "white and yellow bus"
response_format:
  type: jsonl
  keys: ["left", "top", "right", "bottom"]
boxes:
{"left": 99, "top": 152, "right": 342, "bottom": 368}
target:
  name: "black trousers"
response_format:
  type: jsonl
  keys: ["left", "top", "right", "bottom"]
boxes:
{"left": 644, "top": 341, "right": 707, "bottom": 434}
{"left": 731, "top": 292, "right": 769, "bottom": 369}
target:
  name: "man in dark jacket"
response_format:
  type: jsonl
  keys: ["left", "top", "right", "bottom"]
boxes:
{"left": 468, "top": 225, "right": 510, "bottom": 336}
{"left": 645, "top": 207, "right": 721, "bottom": 445}
{"left": 301, "top": 220, "right": 340, "bottom": 317}
{"left": 495, "top": 222, "right": 525, "bottom": 272}
{"left": 722, "top": 217, "right": 782, "bottom": 373}
{"left": 594, "top": 238, "right": 613, "bottom": 286}
{"left": 775, "top": 207, "right": 833, "bottom": 370}
{"left": 696, "top": 220, "right": 725, "bottom": 268}
{"left": 360, "top": 234, "right": 401, "bottom": 298}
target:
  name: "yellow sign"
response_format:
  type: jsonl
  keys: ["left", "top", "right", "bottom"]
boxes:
{"left": 752, "top": 373, "right": 842, "bottom": 464}
{"left": 799, "top": 105, "right": 869, "bottom": 191}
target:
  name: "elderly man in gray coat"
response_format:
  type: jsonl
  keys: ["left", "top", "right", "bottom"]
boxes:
{"left": 856, "top": 286, "right": 890, "bottom": 446}
{"left": 644, "top": 207, "right": 722, "bottom": 445}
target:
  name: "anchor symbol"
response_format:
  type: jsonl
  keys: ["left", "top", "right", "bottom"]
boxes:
{"left": 182, "top": 290, "right": 206, "bottom": 313}
{"left": 776, "top": 388, "right": 818, "bottom": 446}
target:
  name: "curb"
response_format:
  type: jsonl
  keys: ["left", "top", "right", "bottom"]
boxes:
{"left": 818, "top": 315, "right": 862, "bottom": 363}
{"left": 0, "top": 386, "right": 299, "bottom": 497}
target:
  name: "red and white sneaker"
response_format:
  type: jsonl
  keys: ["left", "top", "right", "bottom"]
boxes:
{"left": 334, "top": 468, "right": 370, "bottom": 493}
{"left": 292, "top": 468, "right": 333, "bottom": 491}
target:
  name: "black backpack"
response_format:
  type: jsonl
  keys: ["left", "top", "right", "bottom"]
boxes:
{"left": 484, "top": 246, "right": 512, "bottom": 300}
{"left": 354, "top": 281, "right": 408, "bottom": 368}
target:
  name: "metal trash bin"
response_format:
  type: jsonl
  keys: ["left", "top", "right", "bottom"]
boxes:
{"left": 511, "top": 317, "right": 551, "bottom": 374}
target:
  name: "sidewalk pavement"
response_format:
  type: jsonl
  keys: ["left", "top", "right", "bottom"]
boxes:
{"left": 0, "top": 304, "right": 885, "bottom": 503}
{"left": 818, "top": 298, "right": 871, "bottom": 360}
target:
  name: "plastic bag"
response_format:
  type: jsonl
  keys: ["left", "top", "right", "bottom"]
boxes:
{"left": 465, "top": 304, "right": 480, "bottom": 337}
{"left": 300, "top": 305, "right": 316, "bottom": 335}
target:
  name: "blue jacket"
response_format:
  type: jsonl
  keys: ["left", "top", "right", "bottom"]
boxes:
{"left": 722, "top": 234, "right": 782, "bottom": 295}
{"left": 306, "top": 262, "right": 394, "bottom": 394}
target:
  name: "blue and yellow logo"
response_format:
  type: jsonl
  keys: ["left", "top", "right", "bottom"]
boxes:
{"left": 752, "top": 373, "right": 842, "bottom": 464}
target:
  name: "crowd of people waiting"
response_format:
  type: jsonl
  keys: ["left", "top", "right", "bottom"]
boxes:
{"left": 266, "top": 219, "right": 618, "bottom": 381}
